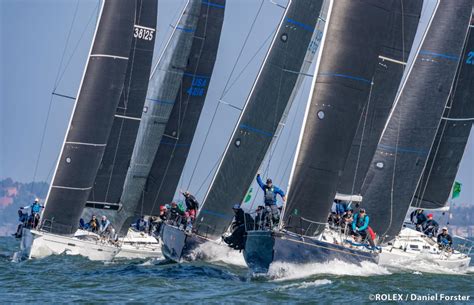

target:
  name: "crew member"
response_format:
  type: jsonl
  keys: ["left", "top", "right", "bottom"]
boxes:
{"left": 410, "top": 209, "right": 427, "bottom": 231}
{"left": 182, "top": 191, "right": 199, "bottom": 232}
{"left": 437, "top": 227, "right": 453, "bottom": 250}
{"left": 422, "top": 214, "right": 439, "bottom": 237}
{"left": 352, "top": 208, "right": 375, "bottom": 247}
{"left": 135, "top": 216, "right": 148, "bottom": 232}
{"left": 256, "top": 173, "right": 286, "bottom": 226}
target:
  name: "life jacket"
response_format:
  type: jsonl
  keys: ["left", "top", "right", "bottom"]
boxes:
{"left": 264, "top": 186, "right": 276, "bottom": 205}
{"left": 32, "top": 203, "right": 41, "bottom": 214}
{"left": 356, "top": 214, "right": 367, "bottom": 229}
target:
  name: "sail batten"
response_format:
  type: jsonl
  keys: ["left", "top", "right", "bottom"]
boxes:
{"left": 360, "top": 0, "right": 472, "bottom": 241}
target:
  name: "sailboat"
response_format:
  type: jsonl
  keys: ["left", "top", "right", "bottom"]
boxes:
{"left": 374, "top": 5, "right": 474, "bottom": 270}
{"left": 160, "top": 0, "right": 327, "bottom": 262}
{"left": 19, "top": 0, "right": 156, "bottom": 261}
{"left": 243, "top": 0, "right": 405, "bottom": 274}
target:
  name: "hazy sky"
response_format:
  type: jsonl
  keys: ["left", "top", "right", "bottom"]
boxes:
{"left": 1, "top": 0, "right": 473, "bottom": 206}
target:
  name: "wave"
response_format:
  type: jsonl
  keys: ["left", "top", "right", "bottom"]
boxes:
{"left": 189, "top": 240, "right": 247, "bottom": 267}
{"left": 266, "top": 259, "right": 391, "bottom": 281}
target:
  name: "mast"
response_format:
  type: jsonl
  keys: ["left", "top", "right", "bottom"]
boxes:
{"left": 336, "top": 0, "right": 423, "bottom": 197}
{"left": 85, "top": 0, "right": 157, "bottom": 213}
{"left": 195, "top": 0, "right": 325, "bottom": 240}
{"left": 131, "top": 0, "right": 226, "bottom": 221}
{"left": 360, "top": 0, "right": 472, "bottom": 241}
{"left": 283, "top": 0, "right": 395, "bottom": 236}
{"left": 41, "top": 0, "right": 136, "bottom": 235}
{"left": 413, "top": 11, "right": 474, "bottom": 209}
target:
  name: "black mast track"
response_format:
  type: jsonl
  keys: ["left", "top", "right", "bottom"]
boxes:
{"left": 195, "top": 0, "right": 324, "bottom": 240}
{"left": 360, "top": 0, "right": 472, "bottom": 241}
{"left": 413, "top": 13, "right": 474, "bottom": 209}
{"left": 135, "top": 0, "right": 226, "bottom": 220}
{"left": 85, "top": 0, "right": 157, "bottom": 213}
{"left": 41, "top": 0, "right": 136, "bottom": 235}
{"left": 336, "top": 0, "right": 423, "bottom": 196}
{"left": 283, "top": 0, "right": 395, "bottom": 236}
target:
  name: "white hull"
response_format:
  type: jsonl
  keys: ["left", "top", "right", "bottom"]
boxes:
{"left": 115, "top": 230, "right": 163, "bottom": 259}
{"left": 379, "top": 228, "right": 471, "bottom": 271}
{"left": 20, "top": 229, "right": 120, "bottom": 261}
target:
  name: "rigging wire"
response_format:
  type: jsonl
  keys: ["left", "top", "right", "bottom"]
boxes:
{"left": 30, "top": 0, "right": 82, "bottom": 194}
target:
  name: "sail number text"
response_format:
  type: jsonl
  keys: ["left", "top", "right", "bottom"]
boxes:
{"left": 134, "top": 26, "right": 155, "bottom": 41}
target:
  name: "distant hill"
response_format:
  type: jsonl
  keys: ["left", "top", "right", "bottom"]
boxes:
{"left": 0, "top": 178, "right": 48, "bottom": 236}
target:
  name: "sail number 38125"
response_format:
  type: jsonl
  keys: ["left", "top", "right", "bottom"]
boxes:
{"left": 134, "top": 26, "right": 155, "bottom": 41}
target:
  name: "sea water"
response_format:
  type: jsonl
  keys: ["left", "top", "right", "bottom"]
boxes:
{"left": 0, "top": 237, "right": 472, "bottom": 304}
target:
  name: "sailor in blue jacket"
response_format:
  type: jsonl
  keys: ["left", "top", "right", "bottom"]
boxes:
{"left": 256, "top": 173, "right": 286, "bottom": 227}
{"left": 256, "top": 173, "right": 286, "bottom": 206}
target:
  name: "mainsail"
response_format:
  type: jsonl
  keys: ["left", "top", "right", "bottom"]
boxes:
{"left": 196, "top": 0, "right": 324, "bottom": 239}
{"left": 115, "top": 0, "right": 225, "bottom": 232}
{"left": 85, "top": 0, "right": 157, "bottom": 212}
{"left": 134, "top": 0, "right": 225, "bottom": 219}
{"left": 336, "top": 0, "right": 423, "bottom": 197}
{"left": 361, "top": 1, "right": 472, "bottom": 241}
{"left": 413, "top": 11, "right": 474, "bottom": 209}
{"left": 41, "top": 0, "right": 136, "bottom": 235}
{"left": 283, "top": 0, "right": 394, "bottom": 236}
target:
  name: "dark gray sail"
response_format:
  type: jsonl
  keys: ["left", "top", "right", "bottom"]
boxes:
{"left": 196, "top": 0, "right": 324, "bottom": 240}
{"left": 134, "top": 0, "right": 225, "bottom": 219}
{"left": 283, "top": 0, "right": 394, "bottom": 236}
{"left": 361, "top": 1, "right": 472, "bottom": 241}
{"left": 336, "top": 1, "right": 423, "bottom": 197}
{"left": 85, "top": 0, "right": 157, "bottom": 212}
{"left": 41, "top": 0, "right": 136, "bottom": 235}
{"left": 413, "top": 13, "right": 474, "bottom": 209}
{"left": 114, "top": 0, "right": 211, "bottom": 233}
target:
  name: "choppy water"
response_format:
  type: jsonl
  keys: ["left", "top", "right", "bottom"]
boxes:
{"left": 1, "top": 236, "right": 473, "bottom": 304}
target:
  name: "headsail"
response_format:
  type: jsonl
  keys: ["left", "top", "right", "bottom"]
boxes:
{"left": 360, "top": 1, "right": 472, "bottom": 241}
{"left": 133, "top": 0, "right": 225, "bottom": 219}
{"left": 85, "top": 0, "right": 157, "bottom": 214}
{"left": 283, "top": 0, "right": 394, "bottom": 236}
{"left": 196, "top": 0, "right": 324, "bottom": 240}
{"left": 413, "top": 11, "right": 474, "bottom": 209}
{"left": 336, "top": 0, "right": 423, "bottom": 197}
{"left": 41, "top": 0, "right": 136, "bottom": 235}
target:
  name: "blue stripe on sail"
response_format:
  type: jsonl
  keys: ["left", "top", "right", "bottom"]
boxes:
{"left": 147, "top": 98, "right": 174, "bottom": 105}
{"left": 318, "top": 72, "right": 372, "bottom": 84}
{"left": 419, "top": 50, "right": 460, "bottom": 61}
{"left": 378, "top": 143, "right": 429, "bottom": 155}
{"left": 285, "top": 17, "right": 314, "bottom": 32}
{"left": 176, "top": 26, "right": 195, "bottom": 33}
{"left": 200, "top": 209, "right": 228, "bottom": 218}
{"left": 183, "top": 72, "right": 211, "bottom": 79}
{"left": 240, "top": 124, "right": 273, "bottom": 137}
{"left": 202, "top": 1, "right": 225, "bottom": 9}
{"left": 160, "top": 140, "right": 191, "bottom": 147}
